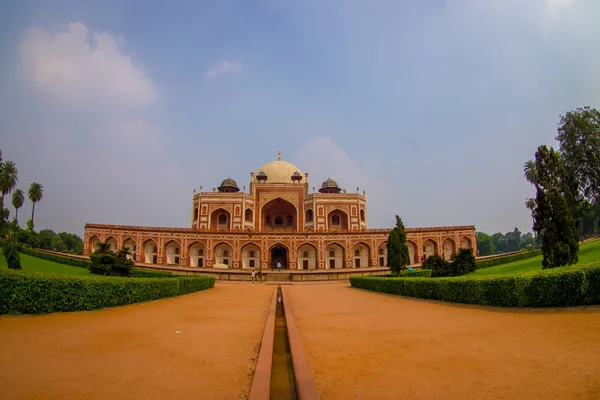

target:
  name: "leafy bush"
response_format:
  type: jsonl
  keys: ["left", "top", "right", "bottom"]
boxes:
{"left": 451, "top": 248, "right": 477, "bottom": 276}
{"left": 350, "top": 262, "right": 600, "bottom": 307}
{"left": 131, "top": 269, "right": 176, "bottom": 278}
{"left": 89, "top": 249, "right": 134, "bottom": 277}
{"left": 475, "top": 250, "right": 542, "bottom": 270}
{"left": 3, "top": 241, "right": 21, "bottom": 269}
{"left": 399, "top": 269, "right": 431, "bottom": 278}
{"left": 423, "top": 255, "right": 452, "bottom": 277}
{"left": 0, "top": 269, "right": 215, "bottom": 314}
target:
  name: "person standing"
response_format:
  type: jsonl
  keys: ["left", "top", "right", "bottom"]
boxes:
{"left": 251, "top": 269, "right": 256, "bottom": 284}
{"left": 257, "top": 269, "right": 263, "bottom": 284}
{"left": 277, "top": 261, "right": 281, "bottom": 271}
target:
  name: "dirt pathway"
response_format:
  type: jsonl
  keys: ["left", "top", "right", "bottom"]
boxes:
{"left": 286, "top": 284, "right": 600, "bottom": 400}
{"left": 0, "top": 283, "right": 274, "bottom": 400}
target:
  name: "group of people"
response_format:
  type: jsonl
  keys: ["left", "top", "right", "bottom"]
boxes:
{"left": 251, "top": 261, "right": 282, "bottom": 284}
{"left": 251, "top": 268, "right": 264, "bottom": 284}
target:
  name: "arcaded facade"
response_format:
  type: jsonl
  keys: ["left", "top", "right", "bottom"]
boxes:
{"left": 84, "top": 152, "right": 476, "bottom": 270}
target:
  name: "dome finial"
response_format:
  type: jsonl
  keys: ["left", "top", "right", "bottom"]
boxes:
{"left": 278, "top": 149, "right": 282, "bottom": 161}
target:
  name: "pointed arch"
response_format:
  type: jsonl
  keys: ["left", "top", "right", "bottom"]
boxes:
{"left": 242, "top": 242, "right": 261, "bottom": 269}
{"left": 188, "top": 241, "right": 206, "bottom": 267}
{"left": 142, "top": 239, "right": 158, "bottom": 264}
{"left": 261, "top": 198, "right": 298, "bottom": 231}
{"left": 297, "top": 243, "right": 318, "bottom": 270}
{"left": 324, "top": 242, "right": 345, "bottom": 269}
{"left": 442, "top": 238, "right": 456, "bottom": 261}
{"left": 327, "top": 209, "right": 349, "bottom": 230}
{"left": 163, "top": 239, "right": 181, "bottom": 265}
{"left": 214, "top": 242, "right": 233, "bottom": 268}
{"left": 122, "top": 237, "right": 136, "bottom": 260}
{"left": 352, "top": 242, "right": 370, "bottom": 268}
{"left": 406, "top": 240, "right": 418, "bottom": 264}
{"left": 210, "top": 208, "right": 231, "bottom": 231}
{"left": 89, "top": 235, "right": 101, "bottom": 254}
{"left": 423, "top": 238, "right": 438, "bottom": 258}
{"left": 105, "top": 236, "right": 117, "bottom": 252}
{"left": 459, "top": 237, "right": 472, "bottom": 249}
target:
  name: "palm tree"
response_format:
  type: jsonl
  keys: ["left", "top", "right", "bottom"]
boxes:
{"left": 28, "top": 182, "right": 43, "bottom": 229}
{"left": 96, "top": 241, "right": 112, "bottom": 254}
{"left": 523, "top": 159, "right": 537, "bottom": 186}
{"left": 11, "top": 189, "right": 25, "bottom": 224}
{"left": 525, "top": 197, "right": 537, "bottom": 249}
{"left": 0, "top": 160, "right": 18, "bottom": 208}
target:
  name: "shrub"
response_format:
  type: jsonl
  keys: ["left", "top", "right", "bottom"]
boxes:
{"left": 349, "top": 262, "right": 600, "bottom": 307}
{"left": 423, "top": 255, "right": 452, "bottom": 277}
{"left": 3, "top": 241, "right": 21, "bottom": 270}
{"left": 0, "top": 269, "right": 215, "bottom": 314}
{"left": 451, "top": 248, "right": 477, "bottom": 276}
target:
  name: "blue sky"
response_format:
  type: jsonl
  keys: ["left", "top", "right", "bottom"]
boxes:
{"left": 1, "top": 0, "right": 599, "bottom": 237}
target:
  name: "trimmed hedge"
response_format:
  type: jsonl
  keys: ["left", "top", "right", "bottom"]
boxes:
{"left": 399, "top": 269, "right": 431, "bottom": 278}
{"left": 350, "top": 262, "right": 600, "bottom": 307}
{"left": 475, "top": 250, "right": 542, "bottom": 270}
{"left": 0, "top": 269, "right": 215, "bottom": 314}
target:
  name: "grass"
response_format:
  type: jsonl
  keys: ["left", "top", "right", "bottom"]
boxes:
{"left": 0, "top": 249, "right": 93, "bottom": 276}
{"left": 472, "top": 239, "right": 600, "bottom": 276}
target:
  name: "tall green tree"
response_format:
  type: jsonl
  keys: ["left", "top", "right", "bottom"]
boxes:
{"left": 28, "top": 182, "right": 43, "bottom": 229}
{"left": 555, "top": 106, "right": 600, "bottom": 204}
{"left": 0, "top": 160, "right": 18, "bottom": 209}
{"left": 386, "top": 215, "right": 410, "bottom": 274}
{"left": 533, "top": 145, "right": 579, "bottom": 268}
{"left": 525, "top": 198, "right": 537, "bottom": 248}
{"left": 11, "top": 189, "right": 25, "bottom": 225}
{"left": 475, "top": 232, "right": 495, "bottom": 256}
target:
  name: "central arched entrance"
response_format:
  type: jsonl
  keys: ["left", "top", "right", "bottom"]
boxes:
{"left": 270, "top": 245, "right": 288, "bottom": 269}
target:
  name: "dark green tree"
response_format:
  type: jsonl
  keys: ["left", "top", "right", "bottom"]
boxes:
{"left": 533, "top": 145, "right": 579, "bottom": 268}
{"left": 28, "top": 182, "right": 43, "bottom": 229}
{"left": 386, "top": 215, "right": 410, "bottom": 274}
{"left": 475, "top": 232, "right": 495, "bottom": 256}
{"left": 525, "top": 198, "right": 537, "bottom": 248}
{"left": 11, "top": 189, "right": 25, "bottom": 225}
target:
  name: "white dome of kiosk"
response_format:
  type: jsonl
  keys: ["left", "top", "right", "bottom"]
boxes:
{"left": 255, "top": 151, "right": 303, "bottom": 184}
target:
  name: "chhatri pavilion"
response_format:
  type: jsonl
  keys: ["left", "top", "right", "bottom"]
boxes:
{"left": 84, "top": 152, "right": 476, "bottom": 271}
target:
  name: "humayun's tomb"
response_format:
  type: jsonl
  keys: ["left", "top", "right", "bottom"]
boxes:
{"left": 84, "top": 152, "right": 476, "bottom": 279}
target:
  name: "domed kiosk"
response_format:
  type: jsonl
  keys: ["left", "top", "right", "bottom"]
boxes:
{"left": 84, "top": 150, "right": 477, "bottom": 281}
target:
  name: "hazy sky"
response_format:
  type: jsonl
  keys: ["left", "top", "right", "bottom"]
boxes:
{"left": 1, "top": 0, "right": 599, "bottom": 238}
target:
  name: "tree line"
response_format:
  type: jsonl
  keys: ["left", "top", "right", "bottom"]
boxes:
{"left": 476, "top": 228, "right": 536, "bottom": 256}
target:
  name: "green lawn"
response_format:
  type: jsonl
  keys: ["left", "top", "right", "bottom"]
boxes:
{"left": 472, "top": 239, "right": 600, "bottom": 276}
{"left": 0, "top": 249, "right": 92, "bottom": 276}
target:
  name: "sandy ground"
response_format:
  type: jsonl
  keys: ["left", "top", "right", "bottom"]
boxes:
{"left": 285, "top": 284, "right": 600, "bottom": 400}
{"left": 0, "top": 283, "right": 274, "bottom": 400}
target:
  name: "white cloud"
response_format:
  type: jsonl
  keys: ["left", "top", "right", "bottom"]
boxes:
{"left": 546, "top": 0, "right": 576, "bottom": 18}
{"left": 203, "top": 61, "right": 242, "bottom": 81}
{"left": 18, "top": 22, "right": 156, "bottom": 108}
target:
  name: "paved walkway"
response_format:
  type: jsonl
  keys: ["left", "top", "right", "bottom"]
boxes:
{"left": 0, "top": 283, "right": 274, "bottom": 400}
{"left": 285, "top": 284, "right": 600, "bottom": 400}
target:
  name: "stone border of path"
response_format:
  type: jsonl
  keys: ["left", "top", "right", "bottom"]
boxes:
{"left": 248, "top": 287, "right": 277, "bottom": 400}
{"left": 282, "top": 287, "right": 319, "bottom": 400}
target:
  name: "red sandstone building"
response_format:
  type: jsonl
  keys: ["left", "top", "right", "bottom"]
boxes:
{"left": 84, "top": 152, "right": 476, "bottom": 271}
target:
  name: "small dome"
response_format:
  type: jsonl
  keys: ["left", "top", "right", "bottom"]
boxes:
{"left": 218, "top": 177, "right": 240, "bottom": 192}
{"left": 293, "top": 171, "right": 301, "bottom": 175}
{"left": 319, "top": 177, "right": 342, "bottom": 193}
{"left": 258, "top": 171, "right": 266, "bottom": 175}
{"left": 321, "top": 178, "right": 339, "bottom": 189}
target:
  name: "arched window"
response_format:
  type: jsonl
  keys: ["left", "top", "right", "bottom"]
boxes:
{"left": 332, "top": 215, "right": 340, "bottom": 225}
{"left": 218, "top": 214, "right": 227, "bottom": 224}
{"left": 379, "top": 248, "right": 384, "bottom": 255}
{"left": 223, "top": 250, "right": 229, "bottom": 257}
{"left": 306, "top": 209, "right": 313, "bottom": 222}
{"left": 245, "top": 209, "right": 253, "bottom": 222}
{"left": 355, "top": 249, "right": 360, "bottom": 256}
{"left": 330, "top": 250, "right": 335, "bottom": 257}
{"left": 275, "top": 216, "right": 284, "bottom": 226}
{"left": 303, "top": 251, "right": 309, "bottom": 258}
{"left": 194, "top": 208, "right": 199, "bottom": 220}
{"left": 360, "top": 209, "right": 365, "bottom": 222}
{"left": 199, "top": 249, "right": 204, "bottom": 256}
{"left": 249, "top": 250, "right": 255, "bottom": 257}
